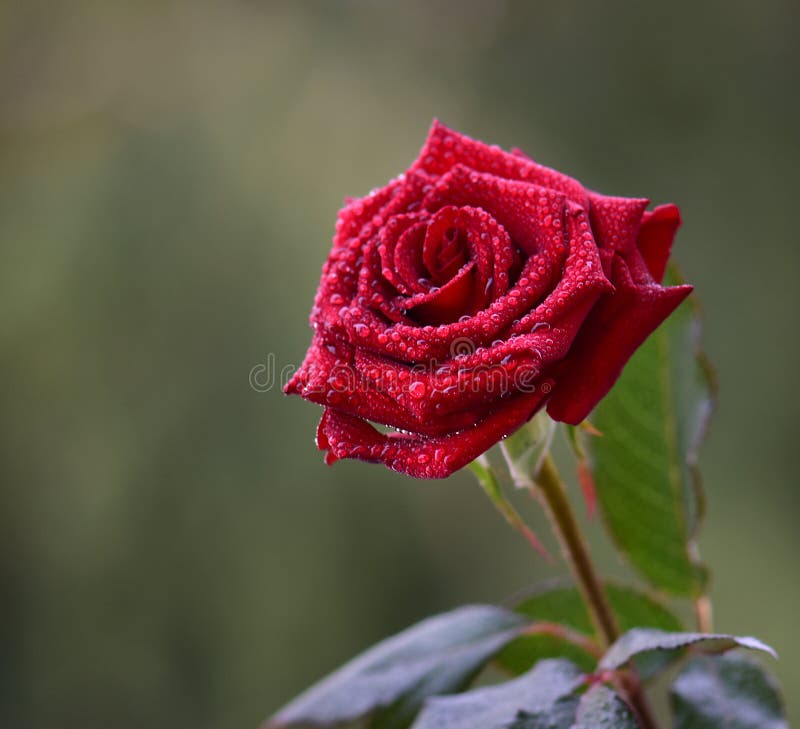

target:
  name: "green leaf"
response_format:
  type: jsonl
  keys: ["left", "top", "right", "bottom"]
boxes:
{"left": 599, "top": 628, "right": 776, "bottom": 671}
{"left": 497, "top": 581, "right": 682, "bottom": 675}
{"left": 410, "top": 659, "right": 582, "bottom": 729}
{"left": 572, "top": 686, "right": 639, "bottom": 728}
{"left": 266, "top": 605, "right": 527, "bottom": 728}
{"left": 508, "top": 695, "right": 580, "bottom": 728}
{"left": 671, "top": 652, "right": 789, "bottom": 728}
{"left": 587, "top": 270, "right": 715, "bottom": 596}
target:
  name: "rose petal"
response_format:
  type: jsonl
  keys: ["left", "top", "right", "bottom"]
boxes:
{"left": 378, "top": 212, "right": 428, "bottom": 295}
{"left": 546, "top": 257, "right": 693, "bottom": 424}
{"left": 424, "top": 226, "right": 466, "bottom": 284}
{"left": 423, "top": 165, "right": 567, "bottom": 257}
{"left": 354, "top": 328, "right": 562, "bottom": 420}
{"left": 637, "top": 203, "right": 682, "bottom": 283}
{"left": 397, "top": 261, "right": 476, "bottom": 325}
{"left": 588, "top": 192, "right": 649, "bottom": 255}
{"left": 393, "top": 220, "right": 430, "bottom": 294}
{"left": 358, "top": 236, "right": 413, "bottom": 324}
{"left": 286, "top": 338, "right": 482, "bottom": 436}
{"left": 509, "top": 203, "right": 613, "bottom": 336}
{"left": 316, "top": 381, "right": 553, "bottom": 479}
{"left": 341, "top": 250, "right": 561, "bottom": 363}
{"left": 414, "top": 119, "right": 589, "bottom": 205}
{"left": 314, "top": 174, "right": 430, "bottom": 338}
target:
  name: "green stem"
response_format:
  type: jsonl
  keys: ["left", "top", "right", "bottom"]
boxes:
{"left": 534, "top": 454, "right": 659, "bottom": 729}
{"left": 534, "top": 455, "right": 619, "bottom": 646}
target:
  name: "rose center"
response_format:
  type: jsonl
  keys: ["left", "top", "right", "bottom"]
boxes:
{"left": 375, "top": 206, "right": 518, "bottom": 327}
{"left": 425, "top": 226, "right": 469, "bottom": 285}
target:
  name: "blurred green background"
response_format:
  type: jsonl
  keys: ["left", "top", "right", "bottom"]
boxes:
{"left": 1, "top": 1, "right": 797, "bottom": 727}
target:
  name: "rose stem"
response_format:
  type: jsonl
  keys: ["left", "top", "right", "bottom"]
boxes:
{"left": 534, "top": 455, "right": 618, "bottom": 645}
{"left": 694, "top": 593, "right": 714, "bottom": 633}
{"left": 534, "top": 454, "right": 659, "bottom": 729}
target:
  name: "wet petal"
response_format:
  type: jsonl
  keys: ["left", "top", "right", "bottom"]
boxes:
{"left": 637, "top": 203, "right": 681, "bottom": 283}
{"left": 316, "top": 382, "right": 553, "bottom": 479}
{"left": 588, "top": 192, "right": 649, "bottom": 254}
{"left": 547, "top": 257, "right": 692, "bottom": 424}
{"left": 397, "top": 261, "right": 476, "bottom": 325}
{"left": 286, "top": 338, "right": 482, "bottom": 436}
{"left": 414, "top": 119, "right": 588, "bottom": 205}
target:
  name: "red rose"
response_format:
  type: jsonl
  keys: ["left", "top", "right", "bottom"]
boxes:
{"left": 285, "top": 121, "right": 691, "bottom": 478}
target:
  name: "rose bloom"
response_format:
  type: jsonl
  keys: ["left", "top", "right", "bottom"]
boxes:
{"left": 285, "top": 121, "right": 690, "bottom": 478}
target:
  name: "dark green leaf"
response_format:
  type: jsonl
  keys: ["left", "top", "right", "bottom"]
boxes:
{"left": 266, "top": 605, "right": 527, "bottom": 728}
{"left": 588, "top": 270, "right": 715, "bottom": 596}
{"left": 499, "top": 630, "right": 596, "bottom": 675}
{"left": 410, "top": 659, "right": 582, "bottom": 729}
{"left": 572, "top": 686, "right": 639, "bottom": 728}
{"left": 671, "top": 652, "right": 789, "bottom": 728}
{"left": 508, "top": 695, "right": 580, "bottom": 729}
{"left": 497, "top": 581, "right": 682, "bottom": 675}
{"left": 600, "top": 629, "right": 776, "bottom": 671}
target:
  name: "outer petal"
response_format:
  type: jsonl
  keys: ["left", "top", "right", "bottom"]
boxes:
{"left": 588, "top": 192, "right": 649, "bottom": 254}
{"left": 313, "top": 171, "right": 432, "bottom": 338}
{"left": 637, "top": 203, "right": 682, "bottom": 283}
{"left": 284, "top": 338, "right": 482, "bottom": 436}
{"left": 316, "top": 381, "right": 553, "bottom": 479}
{"left": 354, "top": 329, "right": 558, "bottom": 421}
{"left": 414, "top": 119, "right": 589, "bottom": 205}
{"left": 509, "top": 203, "right": 613, "bottom": 336}
{"left": 546, "top": 257, "right": 693, "bottom": 424}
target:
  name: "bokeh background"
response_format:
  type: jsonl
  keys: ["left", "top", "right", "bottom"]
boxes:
{"left": 1, "top": 1, "right": 798, "bottom": 727}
